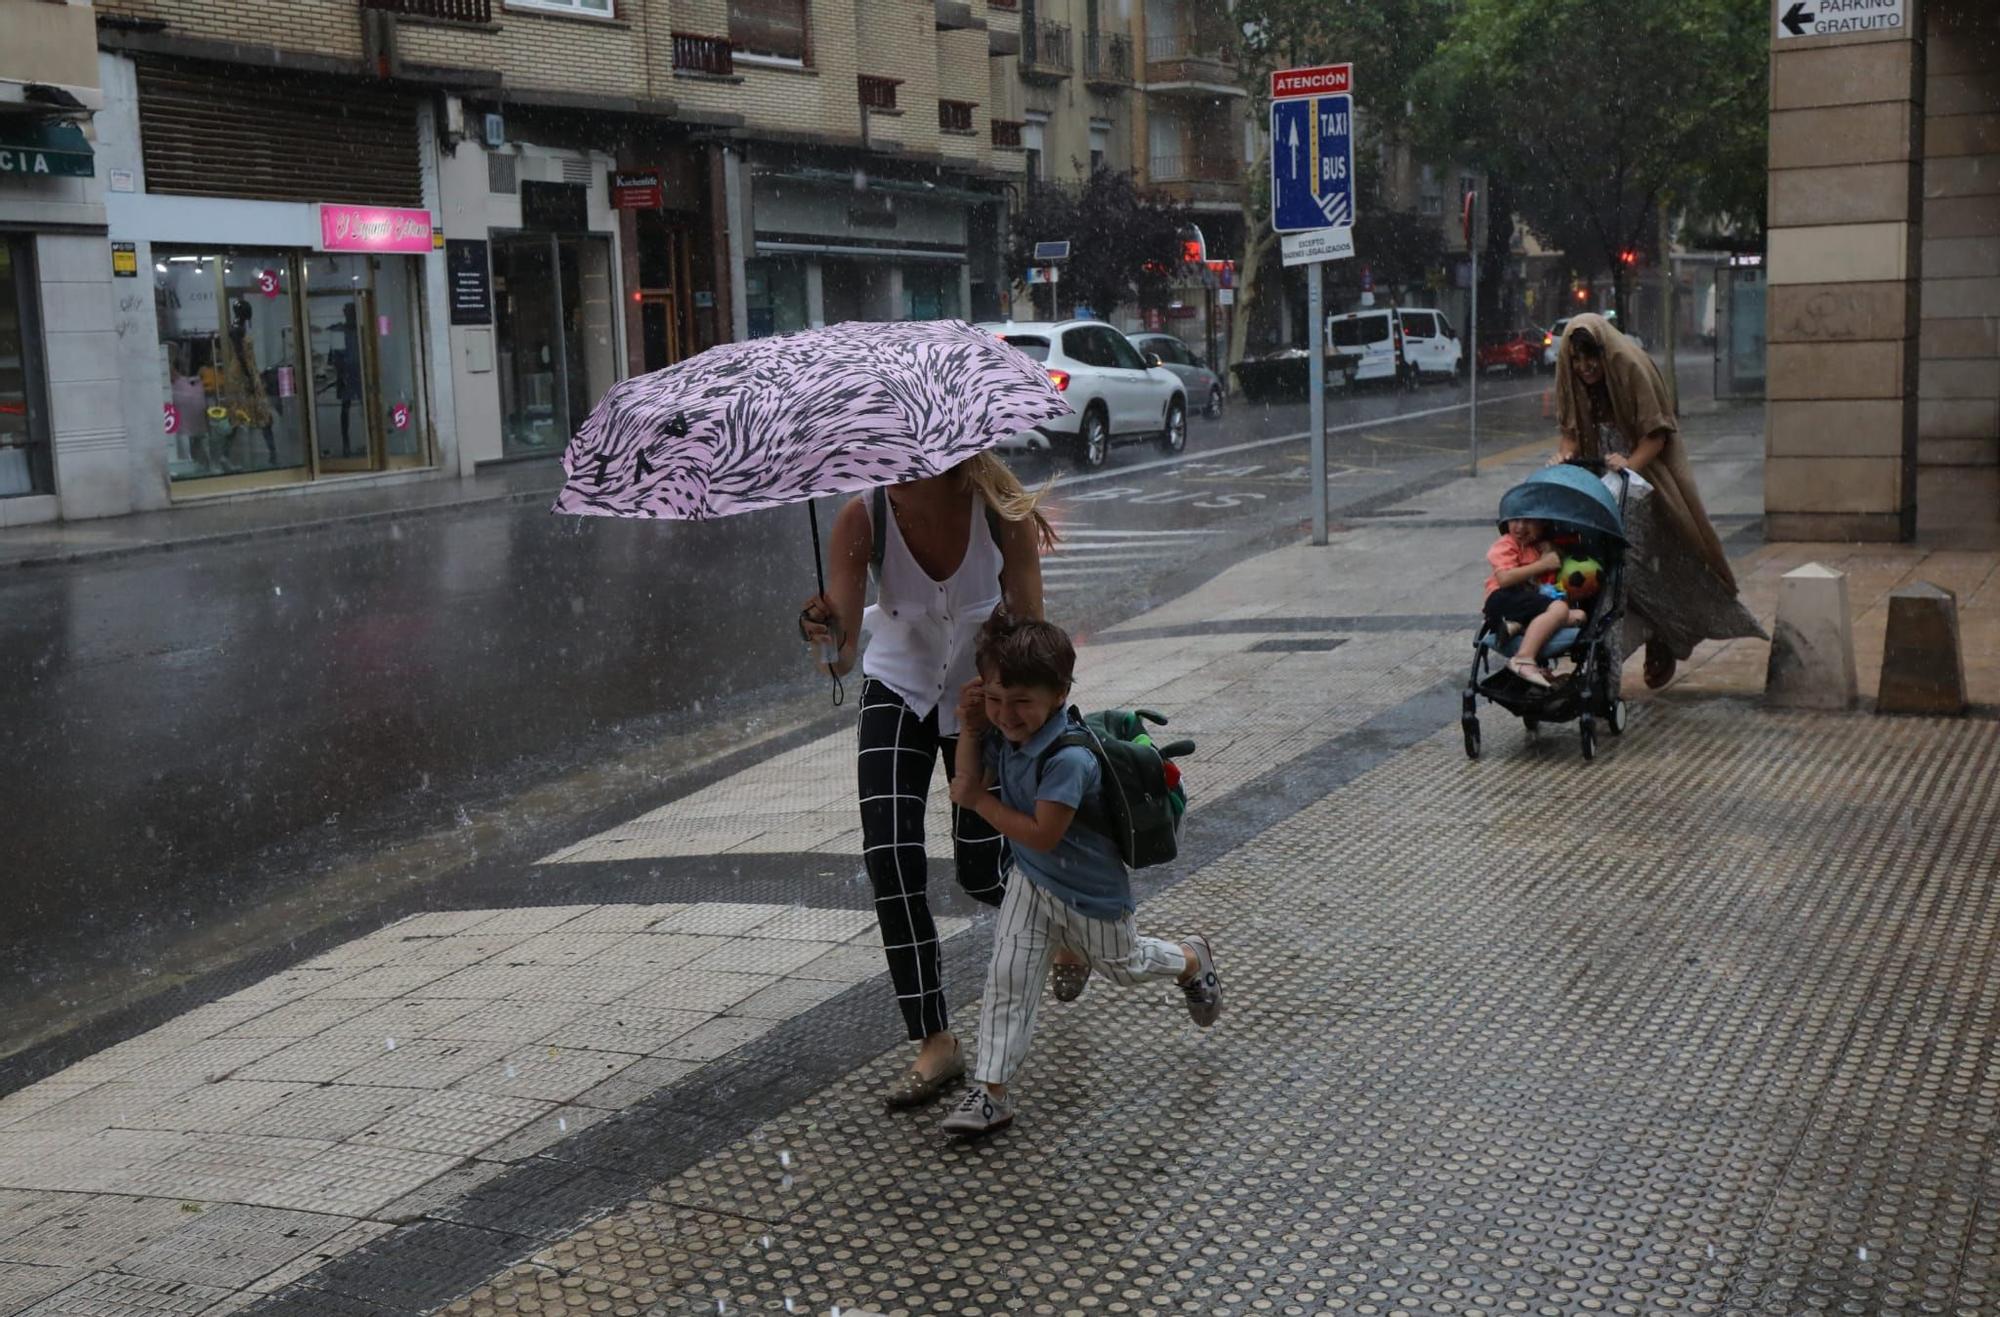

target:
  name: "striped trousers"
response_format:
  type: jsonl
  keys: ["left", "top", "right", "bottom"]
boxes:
{"left": 857, "top": 679, "right": 1010, "bottom": 1041}
{"left": 974, "top": 875, "right": 1186, "bottom": 1087}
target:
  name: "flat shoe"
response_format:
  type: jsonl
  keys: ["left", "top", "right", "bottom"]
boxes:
{"left": 1051, "top": 962, "right": 1090, "bottom": 1003}
{"left": 1507, "top": 657, "right": 1552, "bottom": 689}
{"left": 884, "top": 1048, "right": 965, "bottom": 1110}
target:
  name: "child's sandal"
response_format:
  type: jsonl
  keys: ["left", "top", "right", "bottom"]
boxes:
{"left": 1507, "top": 657, "right": 1552, "bottom": 689}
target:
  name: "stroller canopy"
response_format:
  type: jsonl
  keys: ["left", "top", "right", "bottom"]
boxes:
{"left": 1496, "top": 464, "right": 1626, "bottom": 543}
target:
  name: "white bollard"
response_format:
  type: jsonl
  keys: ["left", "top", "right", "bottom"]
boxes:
{"left": 1765, "top": 562, "right": 1858, "bottom": 710}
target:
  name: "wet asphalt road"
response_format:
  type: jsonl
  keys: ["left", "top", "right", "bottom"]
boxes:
{"left": 0, "top": 375, "right": 1550, "bottom": 1044}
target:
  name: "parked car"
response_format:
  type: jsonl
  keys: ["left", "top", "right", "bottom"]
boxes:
{"left": 1128, "top": 332, "right": 1226, "bottom": 418}
{"left": 1542, "top": 312, "right": 1645, "bottom": 368}
{"left": 1477, "top": 329, "right": 1541, "bottom": 376}
{"left": 980, "top": 320, "right": 1188, "bottom": 469}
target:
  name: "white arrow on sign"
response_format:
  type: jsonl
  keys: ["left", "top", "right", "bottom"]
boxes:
{"left": 1287, "top": 120, "right": 1300, "bottom": 178}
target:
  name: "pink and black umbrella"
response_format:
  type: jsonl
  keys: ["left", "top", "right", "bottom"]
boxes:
{"left": 553, "top": 318, "right": 1067, "bottom": 523}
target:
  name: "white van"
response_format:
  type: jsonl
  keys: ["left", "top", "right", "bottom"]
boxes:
{"left": 1327, "top": 308, "right": 1405, "bottom": 385}
{"left": 1396, "top": 307, "right": 1463, "bottom": 380}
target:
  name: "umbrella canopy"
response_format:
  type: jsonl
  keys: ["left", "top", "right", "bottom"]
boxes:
{"left": 1496, "top": 463, "right": 1627, "bottom": 543}
{"left": 552, "top": 319, "right": 1070, "bottom": 521}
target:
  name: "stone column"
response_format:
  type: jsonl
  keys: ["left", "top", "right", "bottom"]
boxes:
{"left": 1765, "top": 15, "right": 1926, "bottom": 542}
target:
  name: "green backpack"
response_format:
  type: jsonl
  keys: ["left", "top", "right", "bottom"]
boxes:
{"left": 1040, "top": 707, "right": 1195, "bottom": 869}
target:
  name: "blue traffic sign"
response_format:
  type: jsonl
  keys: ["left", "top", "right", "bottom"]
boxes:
{"left": 1270, "top": 94, "right": 1354, "bottom": 234}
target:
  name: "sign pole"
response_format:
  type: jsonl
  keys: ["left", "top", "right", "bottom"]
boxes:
{"left": 1309, "top": 267, "right": 1327, "bottom": 544}
{"left": 1465, "top": 190, "right": 1480, "bottom": 477}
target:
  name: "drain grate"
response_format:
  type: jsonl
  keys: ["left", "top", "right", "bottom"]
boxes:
{"left": 1247, "top": 637, "right": 1347, "bottom": 653}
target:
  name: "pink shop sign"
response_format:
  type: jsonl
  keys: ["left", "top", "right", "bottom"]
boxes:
{"left": 319, "top": 203, "right": 434, "bottom": 254}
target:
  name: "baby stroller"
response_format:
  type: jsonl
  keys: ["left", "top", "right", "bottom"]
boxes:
{"left": 1463, "top": 462, "right": 1632, "bottom": 762}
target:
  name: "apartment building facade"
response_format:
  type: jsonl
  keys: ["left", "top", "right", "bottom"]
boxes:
{"left": 2, "top": 0, "right": 1027, "bottom": 524}
{"left": 998, "top": 0, "right": 1248, "bottom": 361}
{"left": 1, "top": 0, "right": 111, "bottom": 525}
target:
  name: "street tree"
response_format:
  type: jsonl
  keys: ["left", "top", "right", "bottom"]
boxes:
{"left": 1010, "top": 170, "right": 1191, "bottom": 323}
{"left": 1420, "top": 0, "right": 1768, "bottom": 322}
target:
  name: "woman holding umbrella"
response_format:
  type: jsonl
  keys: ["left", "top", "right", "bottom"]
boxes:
{"left": 553, "top": 318, "right": 1077, "bottom": 1109}
{"left": 1552, "top": 313, "right": 1760, "bottom": 687}
{"left": 801, "top": 453, "right": 1091, "bottom": 1109}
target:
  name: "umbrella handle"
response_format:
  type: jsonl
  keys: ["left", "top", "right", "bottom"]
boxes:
{"left": 807, "top": 501, "right": 844, "bottom": 706}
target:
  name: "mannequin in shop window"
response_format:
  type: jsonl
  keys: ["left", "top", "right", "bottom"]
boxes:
{"left": 220, "top": 297, "right": 277, "bottom": 468}
{"left": 325, "top": 302, "right": 363, "bottom": 458}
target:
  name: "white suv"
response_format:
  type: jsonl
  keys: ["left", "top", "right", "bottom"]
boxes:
{"left": 980, "top": 320, "right": 1188, "bottom": 469}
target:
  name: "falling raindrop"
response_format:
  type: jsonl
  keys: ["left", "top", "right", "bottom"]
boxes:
{"left": 1859, "top": 1247, "right": 1870, "bottom": 1262}
{"left": 716, "top": 1300, "right": 728, "bottom": 1315}
{"left": 273, "top": 585, "right": 283, "bottom": 597}
{"left": 781, "top": 1174, "right": 794, "bottom": 1190}
{"left": 761, "top": 1234, "right": 773, "bottom": 1251}
{"left": 784, "top": 1300, "right": 797, "bottom": 1314}
{"left": 779, "top": 1149, "right": 793, "bottom": 1169}
{"left": 384, "top": 1038, "right": 397, "bottom": 1051}
{"left": 505, "top": 1063, "right": 518, "bottom": 1079}
{"left": 1707, "top": 1244, "right": 1715, "bottom": 1260}
{"left": 558, "top": 1117, "right": 569, "bottom": 1132}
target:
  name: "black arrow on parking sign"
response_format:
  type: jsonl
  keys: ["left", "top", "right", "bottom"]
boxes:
{"left": 1781, "top": 1, "right": 1815, "bottom": 36}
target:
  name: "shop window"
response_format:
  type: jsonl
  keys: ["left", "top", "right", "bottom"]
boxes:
{"left": 744, "top": 259, "right": 809, "bottom": 338}
{"left": 730, "top": 0, "right": 810, "bottom": 63}
{"left": 156, "top": 247, "right": 431, "bottom": 490}
{"left": 0, "top": 237, "right": 52, "bottom": 498}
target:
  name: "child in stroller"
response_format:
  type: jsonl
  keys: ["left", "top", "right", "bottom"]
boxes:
{"left": 1462, "top": 463, "right": 1631, "bottom": 762}
{"left": 1483, "top": 517, "right": 1587, "bottom": 690}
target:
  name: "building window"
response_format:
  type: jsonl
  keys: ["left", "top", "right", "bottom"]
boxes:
{"left": 903, "top": 266, "right": 962, "bottom": 320}
{"left": 730, "top": 0, "right": 810, "bottom": 63}
{"left": 1089, "top": 119, "right": 1112, "bottom": 174}
{"left": 506, "top": 0, "right": 614, "bottom": 16}
{"left": 859, "top": 76, "right": 900, "bottom": 111}
{"left": 939, "top": 101, "right": 976, "bottom": 135}
{"left": 1023, "top": 114, "right": 1047, "bottom": 182}
{"left": 745, "top": 258, "right": 810, "bottom": 338}
{"left": 0, "top": 237, "right": 52, "bottom": 498}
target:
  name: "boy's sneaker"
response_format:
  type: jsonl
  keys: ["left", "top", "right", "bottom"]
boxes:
{"left": 940, "top": 1085, "right": 1014, "bottom": 1138}
{"left": 1180, "top": 935, "right": 1222, "bottom": 1027}
{"left": 1050, "top": 961, "right": 1090, "bottom": 1003}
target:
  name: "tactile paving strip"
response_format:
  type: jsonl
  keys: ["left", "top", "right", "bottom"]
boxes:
{"left": 441, "top": 705, "right": 2000, "bottom": 1317}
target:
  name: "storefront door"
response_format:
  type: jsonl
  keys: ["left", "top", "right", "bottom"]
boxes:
{"left": 304, "top": 254, "right": 430, "bottom": 475}
{"left": 493, "top": 233, "right": 614, "bottom": 458}
{"left": 635, "top": 210, "right": 695, "bottom": 373}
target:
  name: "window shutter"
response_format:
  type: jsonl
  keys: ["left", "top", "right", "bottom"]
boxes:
{"left": 137, "top": 62, "right": 422, "bottom": 207}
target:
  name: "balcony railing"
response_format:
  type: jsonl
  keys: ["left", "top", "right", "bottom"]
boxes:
{"left": 939, "top": 100, "right": 977, "bottom": 134}
{"left": 1145, "top": 32, "right": 1237, "bottom": 66}
{"left": 1084, "top": 33, "right": 1132, "bottom": 87}
{"left": 991, "top": 119, "right": 1024, "bottom": 149}
{"left": 1021, "top": 20, "right": 1073, "bottom": 79}
{"left": 671, "top": 33, "right": 735, "bottom": 76}
{"left": 859, "top": 75, "right": 901, "bottom": 110}
{"left": 358, "top": 0, "right": 492, "bottom": 22}
{"left": 1148, "top": 154, "right": 1245, "bottom": 185}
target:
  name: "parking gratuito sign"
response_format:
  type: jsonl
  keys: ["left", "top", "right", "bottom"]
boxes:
{"left": 1776, "top": 0, "right": 1905, "bottom": 38}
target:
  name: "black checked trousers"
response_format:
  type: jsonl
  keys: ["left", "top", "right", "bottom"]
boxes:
{"left": 857, "top": 679, "right": 1010, "bottom": 1040}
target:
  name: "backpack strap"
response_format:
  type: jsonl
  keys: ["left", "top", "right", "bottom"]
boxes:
{"left": 1035, "top": 710, "right": 1112, "bottom": 836}
{"left": 870, "top": 486, "right": 1006, "bottom": 584}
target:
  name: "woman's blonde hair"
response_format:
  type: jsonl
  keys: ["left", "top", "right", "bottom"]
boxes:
{"left": 959, "top": 451, "right": 1059, "bottom": 552}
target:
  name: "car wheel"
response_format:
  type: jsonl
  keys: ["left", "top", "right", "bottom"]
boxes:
{"left": 1159, "top": 399, "right": 1187, "bottom": 453}
{"left": 1075, "top": 407, "right": 1110, "bottom": 470}
{"left": 1205, "top": 384, "right": 1223, "bottom": 419}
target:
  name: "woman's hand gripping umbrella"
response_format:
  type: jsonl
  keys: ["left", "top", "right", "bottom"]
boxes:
{"left": 551, "top": 319, "right": 1071, "bottom": 701}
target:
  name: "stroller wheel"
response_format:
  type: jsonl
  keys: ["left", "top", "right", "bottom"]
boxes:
{"left": 1579, "top": 714, "right": 1597, "bottom": 761}
{"left": 1462, "top": 717, "right": 1482, "bottom": 761}
{"left": 1608, "top": 697, "right": 1627, "bottom": 735}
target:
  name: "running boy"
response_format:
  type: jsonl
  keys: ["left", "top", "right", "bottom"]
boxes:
{"left": 1485, "top": 517, "right": 1585, "bottom": 689}
{"left": 941, "top": 613, "right": 1221, "bottom": 1138}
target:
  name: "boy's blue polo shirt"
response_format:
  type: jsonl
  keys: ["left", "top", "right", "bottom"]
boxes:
{"left": 985, "top": 710, "right": 1132, "bottom": 920}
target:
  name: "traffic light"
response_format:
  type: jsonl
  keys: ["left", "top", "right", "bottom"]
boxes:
{"left": 1619, "top": 249, "right": 1640, "bottom": 267}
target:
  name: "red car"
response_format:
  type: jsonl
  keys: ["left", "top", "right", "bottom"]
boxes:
{"left": 1476, "top": 330, "right": 1541, "bottom": 375}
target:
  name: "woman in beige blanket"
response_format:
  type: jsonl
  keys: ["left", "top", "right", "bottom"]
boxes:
{"left": 1553, "top": 313, "right": 1761, "bottom": 688}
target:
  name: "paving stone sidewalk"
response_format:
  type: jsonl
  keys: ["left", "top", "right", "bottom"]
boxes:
{"left": 5, "top": 405, "right": 2000, "bottom": 1316}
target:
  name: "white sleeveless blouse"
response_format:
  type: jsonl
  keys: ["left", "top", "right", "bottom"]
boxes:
{"left": 862, "top": 492, "right": 1004, "bottom": 736}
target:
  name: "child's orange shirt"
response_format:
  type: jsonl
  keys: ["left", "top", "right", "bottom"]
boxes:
{"left": 1485, "top": 536, "right": 1554, "bottom": 596}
